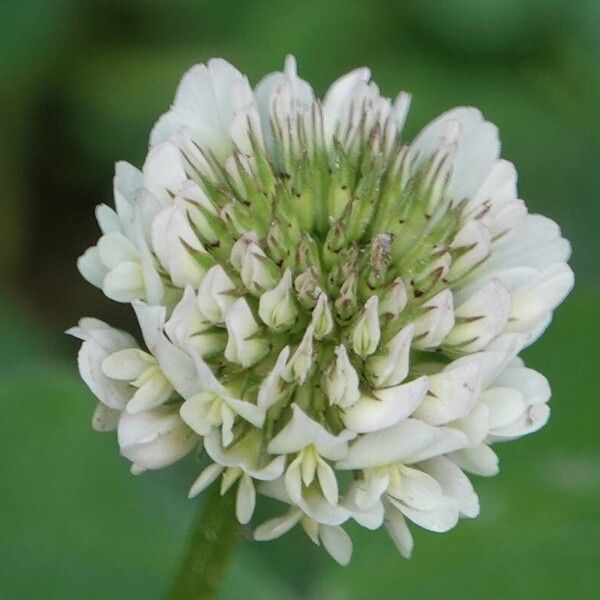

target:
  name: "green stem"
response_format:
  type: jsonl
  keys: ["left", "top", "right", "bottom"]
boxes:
{"left": 167, "top": 487, "right": 241, "bottom": 600}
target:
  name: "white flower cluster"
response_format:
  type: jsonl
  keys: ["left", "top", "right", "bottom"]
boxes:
{"left": 70, "top": 56, "right": 573, "bottom": 564}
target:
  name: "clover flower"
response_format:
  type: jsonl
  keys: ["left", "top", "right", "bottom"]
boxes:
{"left": 71, "top": 56, "right": 573, "bottom": 564}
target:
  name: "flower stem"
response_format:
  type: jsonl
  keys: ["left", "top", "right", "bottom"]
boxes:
{"left": 168, "top": 486, "right": 240, "bottom": 599}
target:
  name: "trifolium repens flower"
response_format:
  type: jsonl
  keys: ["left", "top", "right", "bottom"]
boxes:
{"left": 71, "top": 56, "right": 573, "bottom": 564}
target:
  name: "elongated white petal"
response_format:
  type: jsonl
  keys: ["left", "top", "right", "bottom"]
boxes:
{"left": 224, "top": 299, "right": 268, "bottom": 367}
{"left": 97, "top": 232, "right": 139, "bottom": 269}
{"left": 257, "top": 346, "right": 290, "bottom": 412}
{"left": 198, "top": 265, "right": 237, "bottom": 324}
{"left": 189, "top": 463, "right": 224, "bottom": 498}
{"left": 254, "top": 508, "right": 304, "bottom": 541}
{"left": 389, "top": 465, "right": 444, "bottom": 512}
{"left": 77, "top": 339, "right": 134, "bottom": 411}
{"left": 127, "top": 368, "right": 173, "bottom": 414}
{"left": 446, "top": 279, "right": 512, "bottom": 352}
{"left": 419, "top": 456, "right": 479, "bottom": 518}
{"left": 325, "top": 345, "right": 361, "bottom": 409}
{"left": 367, "top": 324, "right": 414, "bottom": 388}
{"left": 283, "top": 325, "right": 315, "bottom": 384}
{"left": 384, "top": 502, "right": 413, "bottom": 558}
{"left": 258, "top": 269, "right": 298, "bottom": 330}
{"left": 413, "top": 289, "right": 455, "bottom": 349}
{"left": 337, "top": 418, "right": 468, "bottom": 470}
{"left": 481, "top": 387, "right": 526, "bottom": 430}
{"left": 343, "top": 376, "right": 428, "bottom": 434}
{"left": 390, "top": 495, "right": 460, "bottom": 533}
{"left": 103, "top": 261, "right": 145, "bottom": 302}
{"left": 204, "top": 429, "right": 286, "bottom": 480}
{"left": 449, "top": 444, "right": 499, "bottom": 477}
{"left": 101, "top": 348, "right": 155, "bottom": 381}
{"left": 118, "top": 406, "right": 197, "bottom": 470}
{"left": 320, "top": 525, "right": 352, "bottom": 566}
{"left": 413, "top": 358, "right": 482, "bottom": 425}
{"left": 352, "top": 296, "right": 380, "bottom": 357}
{"left": 236, "top": 474, "right": 256, "bottom": 524}
{"left": 268, "top": 404, "right": 354, "bottom": 460}
{"left": 77, "top": 246, "right": 107, "bottom": 288}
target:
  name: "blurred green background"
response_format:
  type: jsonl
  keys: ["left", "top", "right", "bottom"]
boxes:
{"left": 1, "top": 1, "right": 599, "bottom": 598}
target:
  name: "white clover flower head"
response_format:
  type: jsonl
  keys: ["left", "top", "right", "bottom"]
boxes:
{"left": 71, "top": 56, "right": 573, "bottom": 564}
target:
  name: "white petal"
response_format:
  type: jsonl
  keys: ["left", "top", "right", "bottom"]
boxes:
{"left": 113, "top": 161, "right": 143, "bottom": 230}
{"left": 391, "top": 495, "right": 460, "bottom": 533}
{"left": 254, "top": 509, "right": 303, "bottom": 541}
{"left": 142, "top": 142, "right": 186, "bottom": 205}
{"left": 165, "top": 285, "right": 210, "bottom": 351}
{"left": 77, "top": 339, "right": 133, "bottom": 410}
{"left": 284, "top": 455, "right": 303, "bottom": 504}
{"left": 152, "top": 205, "right": 205, "bottom": 288}
{"left": 343, "top": 480, "right": 386, "bottom": 527}
{"left": 483, "top": 214, "right": 571, "bottom": 272}
{"left": 258, "top": 269, "right": 298, "bottom": 330}
{"left": 189, "top": 463, "right": 224, "bottom": 498}
{"left": 224, "top": 298, "right": 268, "bottom": 368}
{"left": 412, "top": 107, "right": 500, "bottom": 204}
{"left": 367, "top": 324, "right": 414, "bottom": 388}
{"left": 118, "top": 406, "right": 197, "bottom": 470}
{"left": 159, "top": 59, "right": 252, "bottom": 159}
{"left": 236, "top": 474, "right": 256, "bottom": 524}
{"left": 230, "top": 231, "right": 259, "bottom": 271}
{"left": 419, "top": 456, "right": 479, "bottom": 518}
{"left": 337, "top": 418, "right": 468, "bottom": 470}
{"left": 311, "top": 293, "right": 334, "bottom": 339}
{"left": 450, "top": 402, "right": 491, "bottom": 446}
{"left": 384, "top": 502, "right": 413, "bottom": 558}
{"left": 446, "top": 279, "right": 512, "bottom": 352}
{"left": 180, "top": 393, "right": 214, "bottom": 436}
{"left": 103, "top": 261, "right": 145, "bottom": 302}
{"left": 379, "top": 278, "right": 408, "bottom": 318}
{"left": 153, "top": 335, "right": 200, "bottom": 399}
{"left": 413, "top": 289, "right": 455, "bottom": 349}
{"left": 283, "top": 325, "right": 315, "bottom": 384}
{"left": 448, "top": 219, "right": 491, "bottom": 281}
{"left": 257, "top": 346, "right": 290, "bottom": 412}
{"left": 322, "top": 67, "right": 370, "bottom": 144}
{"left": 325, "top": 344, "right": 361, "bottom": 410}
{"left": 132, "top": 302, "right": 167, "bottom": 351}
{"left": 490, "top": 404, "right": 550, "bottom": 441}
{"left": 390, "top": 465, "right": 444, "bottom": 512}
{"left": 268, "top": 404, "right": 354, "bottom": 459}
{"left": 493, "top": 366, "right": 550, "bottom": 406}
{"left": 413, "top": 358, "right": 482, "bottom": 425}
{"left": 101, "top": 348, "right": 155, "bottom": 381}
{"left": 354, "top": 468, "right": 391, "bottom": 509}
{"left": 205, "top": 429, "right": 286, "bottom": 480}
{"left": 198, "top": 265, "right": 237, "bottom": 324}
{"left": 481, "top": 387, "right": 526, "bottom": 429}
{"left": 352, "top": 296, "right": 381, "bottom": 357}
{"left": 465, "top": 159, "right": 517, "bottom": 216}
{"left": 127, "top": 369, "right": 173, "bottom": 414}
{"left": 77, "top": 246, "right": 107, "bottom": 288}
{"left": 316, "top": 457, "right": 339, "bottom": 505}
{"left": 507, "top": 263, "right": 574, "bottom": 339}
{"left": 132, "top": 190, "right": 165, "bottom": 304}
{"left": 343, "top": 376, "right": 428, "bottom": 434}
{"left": 97, "top": 232, "right": 139, "bottom": 269}
{"left": 449, "top": 444, "right": 499, "bottom": 477}
{"left": 319, "top": 525, "right": 352, "bottom": 566}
